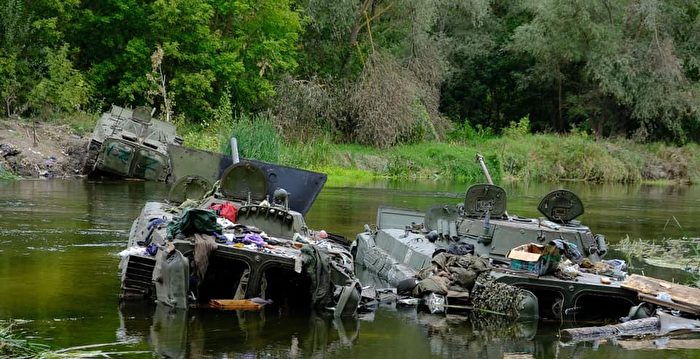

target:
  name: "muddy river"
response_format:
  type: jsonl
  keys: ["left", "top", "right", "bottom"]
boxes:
{"left": 1, "top": 179, "right": 699, "bottom": 358}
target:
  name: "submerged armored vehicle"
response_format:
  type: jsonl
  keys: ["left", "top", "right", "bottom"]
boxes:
{"left": 119, "top": 148, "right": 361, "bottom": 317}
{"left": 353, "top": 156, "right": 643, "bottom": 320}
{"left": 354, "top": 185, "right": 638, "bottom": 319}
{"left": 83, "top": 105, "right": 183, "bottom": 181}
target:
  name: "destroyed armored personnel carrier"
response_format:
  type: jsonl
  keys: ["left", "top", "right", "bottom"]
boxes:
{"left": 353, "top": 155, "right": 647, "bottom": 320}
{"left": 119, "top": 148, "right": 361, "bottom": 317}
{"left": 353, "top": 183, "right": 640, "bottom": 320}
{"left": 83, "top": 105, "right": 183, "bottom": 181}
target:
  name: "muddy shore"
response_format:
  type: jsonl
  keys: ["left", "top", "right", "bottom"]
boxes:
{"left": 0, "top": 120, "right": 88, "bottom": 178}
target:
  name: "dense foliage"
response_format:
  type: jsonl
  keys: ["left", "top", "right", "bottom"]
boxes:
{"left": 1, "top": 0, "right": 699, "bottom": 145}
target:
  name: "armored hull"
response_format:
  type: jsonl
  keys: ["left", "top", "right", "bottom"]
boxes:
{"left": 83, "top": 105, "right": 183, "bottom": 181}
{"left": 119, "top": 159, "right": 361, "bottom": 317}
{"left": 353, "top": 185, "right": 638, "bottom": 320}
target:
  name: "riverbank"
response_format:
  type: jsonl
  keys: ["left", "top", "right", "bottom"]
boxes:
{"left": 0, "top": 119, "right": 89, "bottom": 179}
{"left": 295, "top": 135, "right": 699, "bottom": 185}
{"left": 2, "top": 117, "right": 698, "bottom": 185}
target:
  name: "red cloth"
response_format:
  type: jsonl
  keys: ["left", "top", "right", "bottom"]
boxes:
{"left": 209, "top": 201, "right": 237, "bottom": 222}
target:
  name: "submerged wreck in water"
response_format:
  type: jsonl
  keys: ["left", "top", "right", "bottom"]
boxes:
{"left": 354, "top": 154, "right": 700, "bottom": 323}
{"left": 119, "top": 147, "right": 361, "bottom": 316}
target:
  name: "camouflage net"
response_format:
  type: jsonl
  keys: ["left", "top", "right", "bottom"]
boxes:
{"left": 412, "top": 253, "right": 528, "bottom": 318}
{"left": 469, "top": 273, "right": 525, "bottom": 318}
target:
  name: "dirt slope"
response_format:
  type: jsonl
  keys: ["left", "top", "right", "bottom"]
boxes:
{"left": 0, "top": 120, "right": 88, "bottom": 178}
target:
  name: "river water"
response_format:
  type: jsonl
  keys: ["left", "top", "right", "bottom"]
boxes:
{"left": 1, "top": 179, "right": 699, "bottom": 358}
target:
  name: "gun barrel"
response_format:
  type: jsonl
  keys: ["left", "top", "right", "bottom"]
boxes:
{"left": 476, "top": 154, "right": 494, "bottom": 185}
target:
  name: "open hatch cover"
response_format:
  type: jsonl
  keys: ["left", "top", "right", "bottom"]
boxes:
{"left": 464, "top": 184, "right": 507, "bottom": 218}
{"left": 168, "top": 145, "right": 326, "bottom": 215}
{"left": 537, "top": 189, "right": 584, "bottom": 223}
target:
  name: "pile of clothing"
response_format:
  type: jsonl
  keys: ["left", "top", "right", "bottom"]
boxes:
{"left": 401, "top": 252, "right": 527, "bottom": 317}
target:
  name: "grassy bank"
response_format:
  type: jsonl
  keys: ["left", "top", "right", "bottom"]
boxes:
{"left": 0, "top": 165, "right": 16, "bottom": 180}
{"left": 180, "top": 117, "right": 700, "bottom": 185}
{"left": 8, "top": 111, "right": 690, "bottom": 185}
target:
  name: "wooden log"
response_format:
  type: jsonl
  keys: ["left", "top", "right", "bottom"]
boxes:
{"left": 559, "top": 317, "right": 659, "bottom": 343}
{"left": 617, "top": 338, "right": 700, "bottom": 350}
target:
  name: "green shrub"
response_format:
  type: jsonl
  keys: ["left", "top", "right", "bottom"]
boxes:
{"left": 29, "top": 45, "right": 92, "bottom": 118}
{"left": 175, "top": 116, "right": 222, "bottom": 152}
{"left": 447, "top": 119, "right": 495, "bottom": 144}
{"left": 502, "top": 116, "right": 530, "bottom": 138}
{"left": 61, "top": 111, "right": 97, "bottom": 136}
{"left": 384, "top": 143, "right": 498, "bottom": 182}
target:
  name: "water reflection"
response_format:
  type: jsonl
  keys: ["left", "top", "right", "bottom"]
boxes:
{"left": 414, "top": 312, "right": 539, "bottom": 358}
{"left": 559, "top": 334, "right": 700, "bottom": 357}
{"left": 118, "top": 303, "right": 360, "bottom": 358}
{"left": 3, "top": 179, "right": 700, "bottom": 358}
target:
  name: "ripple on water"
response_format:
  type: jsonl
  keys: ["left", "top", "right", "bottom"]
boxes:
{"left": 71, "top": 242, "right": 125, "bottom": 248}
{"left": 77, "top": 229, "right": 129, "bottom": 237}
{"left": 26, "top": 246, "right": 66, "bottom": 252}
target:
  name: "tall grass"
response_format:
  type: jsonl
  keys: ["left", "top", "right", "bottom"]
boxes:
{"left": 385, "top": 142, "right": 497, "bottom": 182}
{"left": 491, "top": 134, "right": 645, "bottom": 183}
{"left": 176, "top": 91, "right": 282, "bottom": 163}
{"left": 0, "top": 323, "right": 149, "bottom": 357}
{"left": 279, "top": 136, "right": 334, "bottom": 169}
{"left": 0, "top": 164, "right": 17, "bottom": 180}
{"left": 174, "top": 107, "right": 699, "bottom": 184}
{"left": 279, "top": 132, "right": 696, "bottom": 184}
{"left": 0, "top": 324, "right": 49, "bottom": 358}
{"left": 222, "top": 113, "right": 280, "bottom": 163}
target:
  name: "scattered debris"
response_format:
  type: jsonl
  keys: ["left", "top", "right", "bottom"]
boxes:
{"left": 621, "top": 274, "right": 700, "bottom": 315}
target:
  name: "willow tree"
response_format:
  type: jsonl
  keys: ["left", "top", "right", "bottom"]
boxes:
{"left": 511, "top": 0, "right": 700, "bottom": 142}
{"left": 279, "top": 0, "right": 454, "bottom": 147}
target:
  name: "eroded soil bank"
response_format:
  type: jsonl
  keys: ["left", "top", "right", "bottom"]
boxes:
{"left": 0, "top": 120, "right": 87, "bottom": 178}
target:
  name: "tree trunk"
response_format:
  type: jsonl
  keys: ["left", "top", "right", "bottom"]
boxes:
{"left": 557, "top": 71, "right": 563, "bottom": 132}
{"left": 342, "top": 0, "right": 374, "bottom": 74}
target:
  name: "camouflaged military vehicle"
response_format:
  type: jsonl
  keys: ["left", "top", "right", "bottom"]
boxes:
{"left": 82, "top": 105, "right": 183, "bottom": 181}
{"left": 353, "top": 155, "right": 643, "bottom": 321}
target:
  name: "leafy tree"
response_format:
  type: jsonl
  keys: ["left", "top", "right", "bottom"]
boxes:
{"left": 68, "top": 0, "right": 302, "bottom": 122}
{"left": 28, "top": 44, "right": 91, "bottom": 117}
{"left": 438, "top": 0, "right": 541, "bottom": 132}
{"left": 511, "top": 0, "right": 700, "bottom": 142}
{"left": 0, "top": 54, "right": 21, "bottom": 116}
{"left": 0, "top": 0, "right": 82, "bottom": 117}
